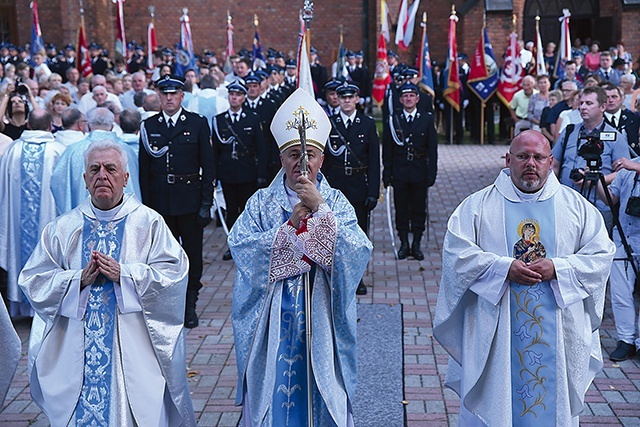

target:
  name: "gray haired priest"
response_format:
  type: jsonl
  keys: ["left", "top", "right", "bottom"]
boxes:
{"left": 19, "top": 140, "right": 196, "bottom": 427}
{"left": 229, "top": 88, "right": 372, "bottom": 426}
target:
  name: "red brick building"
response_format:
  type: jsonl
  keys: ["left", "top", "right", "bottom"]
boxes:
{"left": 4, "top": 0, "right": 640, "bottom": 71}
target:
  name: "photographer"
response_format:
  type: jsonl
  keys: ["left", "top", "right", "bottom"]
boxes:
{"left": 597, "top": 156, "right": 640, "bottom": 361}
{"left": 0, "top": 81, "right": 36, "bottom": 140}
{"left": 552, "top": 85, "right": 630, "bottom": 231}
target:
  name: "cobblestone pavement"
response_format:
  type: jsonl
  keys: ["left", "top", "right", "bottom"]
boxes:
{"left": 3, "top": 143, "right": 640, "bottom": 426}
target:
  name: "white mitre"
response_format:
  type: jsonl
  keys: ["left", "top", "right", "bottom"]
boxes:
{"left": 270, "top": 88, "right": 330, "bottom": 152}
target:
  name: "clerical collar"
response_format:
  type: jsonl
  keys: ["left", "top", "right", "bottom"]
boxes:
{"left": 512, "top": 181, "right": 544, "bottom": 203}
{"left": 90, "top": 194, "right": 128, "bottom": 220}
{"left": 162, "top": 108, "right": 182, "bottom": 126}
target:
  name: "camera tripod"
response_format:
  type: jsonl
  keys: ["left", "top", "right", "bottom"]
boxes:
{"left": 580, "top": 169, "right": 639, "bottom": 291}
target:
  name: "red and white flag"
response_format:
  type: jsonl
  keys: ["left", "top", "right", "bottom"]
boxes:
{"left": 497, "top": 32, "right": 524, "bottom": 106}
{"left": 147, "top": 21, "right": 157, "bottom": 71}
{"left": 395, "top": 0, "right": 420, "bottom": 50}
{"left": 372, "top": 33, "right": 391, "bottom": 106}
{"left": 77, "top": 17, "right": 92, "bottom": 78}
{"left": 442, "top": 10, "right": 460, "bottom": 111}
{"left": 381, "top": 0, "right": 391, "bottom": 42}
{"left": 297, "top": 21, "right": 313, "bottom": 96}
{"left": 114, "top": 0, "right": 126, "bottom": 58}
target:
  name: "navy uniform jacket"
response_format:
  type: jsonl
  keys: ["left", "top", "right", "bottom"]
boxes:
{"left": 323, "top": 112, "right": 380, "bottom": 203}
{"left": 139, "top": 108, "right": 215, "bottom": 216}
{"left": 212, "top": 109, "right": 267, "bottom": 184}
{"left": 244, "top": 98, "right": 280, "bottom": 178}
{"left": 606, "top": 108, "right": 640, "bottom": 157}
{"left": 383, "top": 110, "right": 438, "bottom": 185}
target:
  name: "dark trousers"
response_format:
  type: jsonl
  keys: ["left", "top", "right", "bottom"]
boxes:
{"left": 393, "top": 180, "right": 427, "bottom": 236}
{"left": 164, "top": 212, "right": 203, "bottom": 292}
{"left": 351, "top": 201, "right": 369, "bottom": 236}
{"left": 221, "top": 181, "right": 258, "bottom": 229}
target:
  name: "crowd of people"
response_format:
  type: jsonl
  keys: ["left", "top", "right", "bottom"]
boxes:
{"left": 0, "top": 33, "right": 638, "bottom": 426}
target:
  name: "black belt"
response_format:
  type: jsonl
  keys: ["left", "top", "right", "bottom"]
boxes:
{"left": 342, "top": 166, "right": 368, "bottom": 176}
{"left": 404, "top": 151, "right": 428, "bottom": 161}
{"left": 153, "top": 173, "right": 200, "bottom": 184}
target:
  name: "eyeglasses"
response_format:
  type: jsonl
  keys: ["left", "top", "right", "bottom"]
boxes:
{"left": 509, "top": 152, "right": 550, "bottom": 163}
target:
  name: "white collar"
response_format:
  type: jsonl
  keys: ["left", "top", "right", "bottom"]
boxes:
{"left": 162, "top": 108, "right": 182, "bottom": 125}
{"left": 605, "top": 110, "right": 621, "bottom": 122}
{"left": 340, "top": 110, "right": 356, "bottom": 123}
{"left": 404, "top": 109, "right": 416, "bottom": 120}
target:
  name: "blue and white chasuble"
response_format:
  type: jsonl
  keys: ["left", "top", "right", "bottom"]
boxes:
{"left": 505, "top": 198, "right": 556, "bottom": 425}
{"left": 72, "top": 215, "right": 126, "bottom": 426}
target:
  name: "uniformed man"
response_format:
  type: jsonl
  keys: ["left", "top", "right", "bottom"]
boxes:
{"left": 139, "top": 74, "right": 215, "bottom": 329}
{"left": 244, "top": 73, "right": 280, "bottom": 181}
{"left": 323, "top": 82, "right": 380, "bottom": 295}
{"left": 323, "top": 79, "right": 342, "bottom": 117}
{"left": 383, "top": 83, "right": 438, "bottom": 260}
{"left": 212, "top": 81, "right": 268, "bottom": 260}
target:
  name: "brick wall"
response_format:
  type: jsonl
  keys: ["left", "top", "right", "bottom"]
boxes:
{"left": 10, "top": 0, "right": 640, "bottom": 73}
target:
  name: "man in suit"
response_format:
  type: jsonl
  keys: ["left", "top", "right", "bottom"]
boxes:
{"left": 212, "top": 81, "right": 268, "bottom": 260}
{"left": 383, "top": 83, "right": 438, "bottom": 260}
{"left": 323, "top": 83, "right": 380, "bottom": 295}
{"left": 595, "top": 51, "right": 622, "bottom": 86}
{"left": 602, "top": 82, "right": 640, "bottom": 157}
{"left": 139, "top": 74, "right": 215, "bottom": 329}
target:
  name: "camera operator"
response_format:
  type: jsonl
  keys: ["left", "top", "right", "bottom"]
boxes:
{"left": 597, "top": 156, "right": 640, "bottom": 361}
{"left": 0, "top": 81, "right": 36, "bottom": 140}
{"left": 552, "top": 85, "right": 630, "bottom": 231}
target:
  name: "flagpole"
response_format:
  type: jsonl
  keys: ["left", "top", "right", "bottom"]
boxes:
{"left": 480, "top": 11, "right": 486, "bottom": 145}
{"left": 448, "top": 5, "right": 455, "bottom": 145}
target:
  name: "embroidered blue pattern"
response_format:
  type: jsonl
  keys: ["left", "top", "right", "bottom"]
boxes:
{"left": 19, "top": 142, "right": 45, "bottom": 268}
{"left": 505, "top": 199, "right": 557, "bottom": 425}
{"left": 73, "top": 216, "right": 126, "bottom": 426}
{"left": 272, "top": 276, "right": 308, "bottom": 426}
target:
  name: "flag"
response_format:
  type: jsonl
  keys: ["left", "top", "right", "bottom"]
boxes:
{"left": 224, "top": 13, "right": 234, "bottom": 74}
{"left": 372, "top": 33, "right": 391, "bottom": 106}
{"left": 535, "top": 18, "right": 547, "bottom": 76}
{"left": 147, "top": 20, "right": 157, "bottom": 71}
{"left": 30, "top": 2, "right": 45, "bottom": 65}
{"left": 77, "top": 17, "right": 92, "bottom": 78}
{"left": 442, "top": 11, "right": 460, "bottom": 112}
{"left": 252, "top": 30, "right": 266, "bottom": 70}
{"left": 396, "top": 0, "right": 420, "bottom": 50}
{"left": 418, "top": 15, "right": 434, "bottom": 98}
{"left": 394, "top": 0, "right": 408, "bottom": 49}
{"left": 553, "top": 9, "right": 571, "bottom": 80}
{"left": 497, "top": 32, "right": 524, "bottom": 107}
{"left": 334, "top": 31, "right": 349, "bottom": 80}
{"left": 381, "top": 0, "right": 391, "bottom": 42}
{"left": 297, "top": 23, "right": 313, "bottom": 96}
{"left": 174, "top": 9, "right": 197, "bottom": 77}
{"left": 467, "top": 27, "right": 499, "bottom": 102}
{"left": 114, "top": 0, "right": 126, "bottom": 59}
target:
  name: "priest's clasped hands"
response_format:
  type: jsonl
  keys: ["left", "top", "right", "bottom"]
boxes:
{"left": 507, "top": 258, "right": 557, "bottom": 286}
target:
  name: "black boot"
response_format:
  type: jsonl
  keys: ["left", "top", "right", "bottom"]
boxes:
{"left": 184, "top": 290, "right": 199, "bottom": 329}
{"left": 411, "top": 235, "right": 424, "bottom": 260}
{"left": 356, "top": 280, "right": 367, "bottom": 295}
{"left": 222, "top": 249, "right": 233, "bottom": 260}
{"left": 397, "top": 232, "right": 410, "bottom": 259}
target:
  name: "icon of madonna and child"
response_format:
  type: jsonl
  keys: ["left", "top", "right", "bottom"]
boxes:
{"left": 513, "top": 220, "right": 546, "bottom": 263}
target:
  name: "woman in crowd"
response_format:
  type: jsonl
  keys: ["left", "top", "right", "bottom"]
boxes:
{"left": 48, "top": 92, "right": 73, "bottom": 133}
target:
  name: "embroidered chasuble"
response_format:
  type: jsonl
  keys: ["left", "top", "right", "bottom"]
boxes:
{"left": 73, "top": 215, "right": 126, "bottom": 425}
{"left": 505, "top": 198, "right": 557, "bottom": 424}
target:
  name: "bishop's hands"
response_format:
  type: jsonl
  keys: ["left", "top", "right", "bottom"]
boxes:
{"left": 507, "top": 258, "right": 556, "bottom": 286}
{"left": 290, "top": 174, "right": 325, "bottom": 229}
{"left": 81, "top": 250, "right": 121, "bottom": 288}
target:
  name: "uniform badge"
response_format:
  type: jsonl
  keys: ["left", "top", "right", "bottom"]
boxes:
{"left": 184, "top": 131, "right": 190, "bottom": 136}
{"left": 180, "top": 114, "right": 186, "bottom": 121}
{"left": 158, "top": 116, "right": 164, "bottom": 123}
{"left": 152, "top": 146, "right": 158, "bottom": 152}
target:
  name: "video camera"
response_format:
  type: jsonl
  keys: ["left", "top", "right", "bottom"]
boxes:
{"left": 570, "top": 134, "right": 604, "bottom": 180}
{"left": 14, "top": 77, "right": 28, "bottom": 96}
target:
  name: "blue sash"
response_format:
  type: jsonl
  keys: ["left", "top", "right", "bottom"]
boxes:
{"left": 505, "top": 197, "right": 557, "bottom": 425}
{"left": 73, "top": 215, "right": 126, "bottom": 426}
{"left": 19, "top": 142, "right": 45, "bottom": 268}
